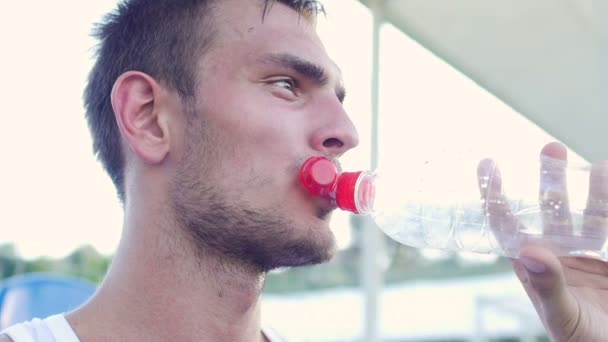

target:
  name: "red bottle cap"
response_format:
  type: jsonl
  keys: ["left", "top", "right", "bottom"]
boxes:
{"left": 336, "top": 171, "right": 362, "bottom": 213}
{"left": 300, "top": 156, "right": 375, "bottom": 215}
{"left": 300, "top": 156, "right": 339, "bottom": 197}
{"left": 336, "top": 171, "right": 375, "bottom": 214}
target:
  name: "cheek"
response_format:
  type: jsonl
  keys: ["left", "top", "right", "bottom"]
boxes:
{"left": 206, "top": 102, "right": 307, "bottom": 156}
{"left": 199, "top": 73, "right": 310, "bottom": 148}
{"left": 197, "top": 82, "right": 311, "bottom": 186}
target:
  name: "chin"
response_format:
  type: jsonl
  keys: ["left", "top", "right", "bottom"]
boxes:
{"left": 305, "top": 218, "right": 337, "bottom": 258}
{"left": 267, "top": 218, "right": 337, "bottom": 269}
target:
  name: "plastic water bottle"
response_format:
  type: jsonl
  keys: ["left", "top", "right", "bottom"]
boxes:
{"left": 299, "top": 148, "right": 608, "bottom": 260}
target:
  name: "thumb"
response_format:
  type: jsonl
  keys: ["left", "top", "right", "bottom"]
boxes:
{"left": 515, "top": 248, "right": 580, "bottom": 340}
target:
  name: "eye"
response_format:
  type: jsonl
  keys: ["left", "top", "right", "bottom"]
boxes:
{"left": 270, "top": 78, "right": 297, "bottom": 92}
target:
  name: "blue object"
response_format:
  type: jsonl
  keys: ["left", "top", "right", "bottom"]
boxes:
{"left": 0, "top": 273, "right": 96, "bottom": 329}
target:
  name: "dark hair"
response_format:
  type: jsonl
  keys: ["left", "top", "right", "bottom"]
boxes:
{"left": 84, "top": 0, "right": 324, "bottom": 201}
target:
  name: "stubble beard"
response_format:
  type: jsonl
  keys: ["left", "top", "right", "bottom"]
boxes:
{"left": 168, "top": 111, "right": 336, "bottom": 273}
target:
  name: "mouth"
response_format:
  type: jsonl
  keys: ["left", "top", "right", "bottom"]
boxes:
{"left": 294, "top": 155, "right": 342, "bottom": 219}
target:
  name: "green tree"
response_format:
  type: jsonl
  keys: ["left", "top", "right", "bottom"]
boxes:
{"left": 0, "top": 244, "right": 22, "bottom": 279}
{"left": 64, "top": 245, "right": 111, "bottom": 283}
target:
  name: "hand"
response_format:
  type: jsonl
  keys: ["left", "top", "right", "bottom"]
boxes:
{"left": 478, "top": 142, "right": 608, "bottom": 341}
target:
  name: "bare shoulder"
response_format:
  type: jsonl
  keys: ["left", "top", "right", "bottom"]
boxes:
{"left": 0, "top": 334, "right": 14, "bottom": 342}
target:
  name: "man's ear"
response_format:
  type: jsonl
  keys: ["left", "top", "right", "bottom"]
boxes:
{"left": 111, "top": 71, "right": 171, "bottom": 165}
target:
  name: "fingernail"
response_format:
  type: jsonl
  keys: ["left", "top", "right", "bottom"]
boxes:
{"left": 520, "top": 257, "right": 546, "bottom": 274}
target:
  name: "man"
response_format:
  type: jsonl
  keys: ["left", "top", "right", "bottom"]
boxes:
{"left": 1, "top": 0, "right": 607, "bottom": 341}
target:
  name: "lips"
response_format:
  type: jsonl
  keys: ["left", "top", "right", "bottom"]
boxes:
{"left": 296, "top": 156, "right": 341, "bottom": 218}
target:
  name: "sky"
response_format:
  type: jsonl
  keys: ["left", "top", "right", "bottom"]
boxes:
{"left": 0, "top": 0, "right": 582, "bottom": 260}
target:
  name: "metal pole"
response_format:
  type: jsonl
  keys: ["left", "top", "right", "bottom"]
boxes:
{"left": 361, "top": 0, "right": 384, "bottom": 341}
{"left": 596, "top": 0, "right": 608, "bottom": 112}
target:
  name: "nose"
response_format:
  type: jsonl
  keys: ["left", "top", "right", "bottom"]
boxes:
{"left": 310, "top": 100, "right": 359, "bottom": 158}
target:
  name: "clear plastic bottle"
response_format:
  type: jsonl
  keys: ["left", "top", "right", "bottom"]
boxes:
{"left": 299, "top": 150, "right": 608, "bottom": 261}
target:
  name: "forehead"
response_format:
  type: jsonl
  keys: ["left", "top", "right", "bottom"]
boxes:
{"left": 209, "top": 0, "right": 342, "bottom": 79}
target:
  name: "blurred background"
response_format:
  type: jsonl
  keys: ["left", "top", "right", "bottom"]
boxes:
{"left": 1, "top": 0, "right": 606, "bottom": 341}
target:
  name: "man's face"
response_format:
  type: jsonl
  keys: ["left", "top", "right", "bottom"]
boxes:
{"left": 170, "top": 0, "right": 359, "bottom": 271}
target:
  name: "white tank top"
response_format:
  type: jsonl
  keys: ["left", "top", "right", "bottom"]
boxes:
{"left": 1, "top": 315, "right": 286, "bottom": 342}
{"left": 1, "top": 315, "right": 79, "bottom": 342}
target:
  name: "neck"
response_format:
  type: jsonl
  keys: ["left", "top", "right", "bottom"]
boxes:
{"left": 68, "top": 201, "right": 268, "bottom": 342}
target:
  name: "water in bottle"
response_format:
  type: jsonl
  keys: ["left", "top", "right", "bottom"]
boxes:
{"left": 299, "top": 144, "right": 608, "bottom": 260}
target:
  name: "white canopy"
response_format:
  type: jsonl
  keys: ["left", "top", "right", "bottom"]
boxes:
{"left": 357, "top": 0, "right": 608, "bottom": 161}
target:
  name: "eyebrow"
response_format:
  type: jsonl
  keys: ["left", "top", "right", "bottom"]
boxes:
{"left": 256, "top": 53, "right": 346, "bottom": 103}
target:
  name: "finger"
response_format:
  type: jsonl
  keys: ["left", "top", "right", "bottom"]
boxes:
{"left": 477, "top": 159, "right": 522, "bottom": 251}
{"left": 516, "top": 246, "right": 581, "bottom": 340}
{"left": 478, "top": 159, "right": 511, "bottom": 226}
{"left": 582, "top": 161, "right": 608, "bottom": 243}
{"left": 539, "top": 142, "right": 573, "bottom": 237}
